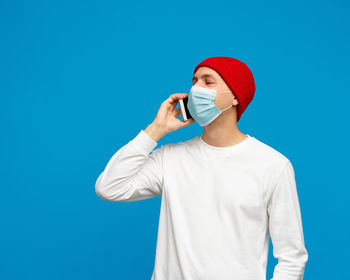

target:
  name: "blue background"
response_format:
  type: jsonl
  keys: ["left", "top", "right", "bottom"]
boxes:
{"left": 1, "top": 0, "right": 349, "bottom": 279}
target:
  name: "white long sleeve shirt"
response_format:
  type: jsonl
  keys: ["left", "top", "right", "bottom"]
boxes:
{"left": 95, "top": 129, "right": 308, "bottom": 280}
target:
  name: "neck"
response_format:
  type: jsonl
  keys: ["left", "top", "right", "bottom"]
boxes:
{"left": 201, "top": 111, "right": 248, "bottom": 148}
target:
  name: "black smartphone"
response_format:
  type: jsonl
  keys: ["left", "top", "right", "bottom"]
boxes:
{"left": 179, "top": 97, "right": 193, "bottom": 121}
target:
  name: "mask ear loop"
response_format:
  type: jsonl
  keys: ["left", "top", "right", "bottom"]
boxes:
{"left": 221, "top": 104, "right": 233, "bottom": 112}
{"left": 217, "top": 90, "right": 234, "bottom": 112}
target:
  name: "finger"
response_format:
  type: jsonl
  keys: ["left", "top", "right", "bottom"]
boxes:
{"left": 175, "top": 107, "right": 182, "bottom": 117}
{"left": 186, "top": 118, "right": 195, "bottom": 124}
{"left": 167, "top": 93, "right": 188, "bottom": 104}
{"left": 179, "top": 117, "right": 195, "bottom": 127}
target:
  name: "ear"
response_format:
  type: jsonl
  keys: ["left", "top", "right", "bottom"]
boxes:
{"left": 232, "top": 96, "right": 239, "bottom": 106}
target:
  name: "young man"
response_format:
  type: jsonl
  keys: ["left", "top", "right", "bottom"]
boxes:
{"left": 95, "top": 56, "right": 308, "bottom": 280}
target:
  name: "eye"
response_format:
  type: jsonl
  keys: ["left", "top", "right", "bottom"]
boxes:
{"left": 206, "top": 82, "right": 214, "bottom": 84}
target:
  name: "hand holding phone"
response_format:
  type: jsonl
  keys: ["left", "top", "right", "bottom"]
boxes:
{"left": 149, "top": 93, "right": 194, "bottom": 139}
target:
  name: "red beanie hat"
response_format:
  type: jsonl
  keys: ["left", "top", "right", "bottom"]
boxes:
{"left": 193, "top": 56, "right": 256, "bottom": 122}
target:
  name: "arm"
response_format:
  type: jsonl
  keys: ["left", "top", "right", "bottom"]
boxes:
{"left": 267, "top": 160, "right": 308, "bottom": 279}
{"left": 95, "top": 129, "right": 164, "bottom": 202}
{"left": 95, "top": 92, "right": 195, "bottom": 202}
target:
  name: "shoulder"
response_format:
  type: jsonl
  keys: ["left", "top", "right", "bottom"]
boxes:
{"left": 249, "top": 136, "right": 291, "bottom": 174}
{"left": 251, "top": 137, "right": 289, "bottom": 161}
{"left": 153, "top": 135, "right": 200, "bottom": 161}
{"left": 160, "top": 135, "right": 199, "bottom": 152}
{"left": 249, "top": 136, "right": 295, "bottom": 189}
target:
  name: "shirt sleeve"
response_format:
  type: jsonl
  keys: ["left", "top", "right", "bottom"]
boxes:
{"left": 267, "top": 159, "right": 308, "bottom": 280}
{"left": 95, "top": 129, "right": 164, "bottom": 202}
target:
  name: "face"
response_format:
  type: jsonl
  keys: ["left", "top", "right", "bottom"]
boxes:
{"left": 191, "top": 66, "right": 239, "bottom": 110}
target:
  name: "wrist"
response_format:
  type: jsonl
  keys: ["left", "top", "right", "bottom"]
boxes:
{"left": 144, "top": 122, "right": 167, "bottom": 142}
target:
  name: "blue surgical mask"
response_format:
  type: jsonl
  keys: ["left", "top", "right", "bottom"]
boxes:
{"left": 187, "top": 85, "right": 233, "bottom": 126}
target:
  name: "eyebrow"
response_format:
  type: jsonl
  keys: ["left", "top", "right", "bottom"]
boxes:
{"left": 192, "top": 74, "right": 216, "bottom": 82}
